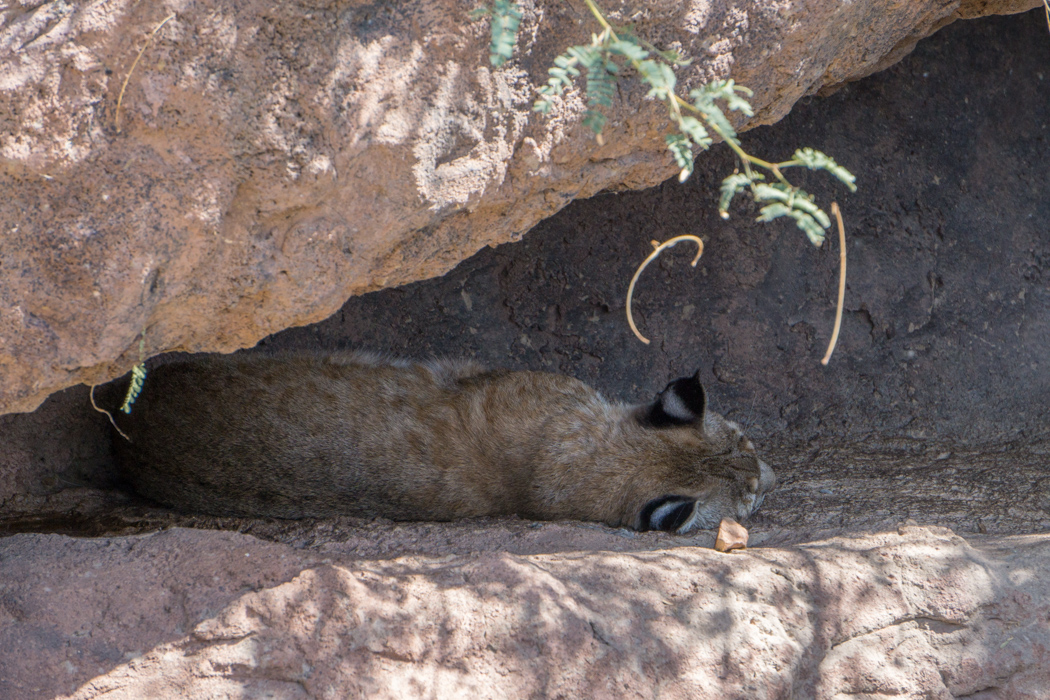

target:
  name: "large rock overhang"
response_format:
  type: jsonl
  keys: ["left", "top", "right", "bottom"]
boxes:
{"left": 0, "top": 0, "right": 1040, "bottom": 415}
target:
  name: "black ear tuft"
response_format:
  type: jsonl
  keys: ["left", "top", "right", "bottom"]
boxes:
{"left": 639, "top": 495, "right": 695, "bottom": 532}
{"left": 640, "top": 371, "right": 707, "bottom": 428}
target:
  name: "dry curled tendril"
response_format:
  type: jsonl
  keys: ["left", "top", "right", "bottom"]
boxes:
{"left": 625, "top": 235, "right": 704, "bottom": 346}
{"left": 820, "top": 202, "right": 847, "bottom": 366}
{"left": 626, "top": 208, "right": 847, "bottom": 365}
{"left": 90, "top": 384, "right": 131, "bottom": 442}
{"left": 89, "top": 334, "right": 147, "bottom": 442}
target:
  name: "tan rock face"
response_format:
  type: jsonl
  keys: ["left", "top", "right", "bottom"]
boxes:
{"left": 1, "top": 525, "right": 1047, "bottom": 699}
{"left": 0, "top": 0, "right": 1038, "bottom": 414}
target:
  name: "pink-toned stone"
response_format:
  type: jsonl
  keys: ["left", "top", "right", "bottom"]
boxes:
{"left": 1, "top": 525, "right": 1047, "bottom": 699}
{"left": 715, "top": 517, "right": 749, "bottom": 552}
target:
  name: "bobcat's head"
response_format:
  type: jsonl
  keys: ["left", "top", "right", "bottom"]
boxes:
{"left": 630, "top": 372, "right": 775, "bottom": 534}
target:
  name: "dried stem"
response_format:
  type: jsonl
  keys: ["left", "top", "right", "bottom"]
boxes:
{"left": 89, "top": 385, "right": 131, "bottom": 442}
{"left": 820, "top": 202, "right": 847, "bottom": 366}
{"left": 626, "top": 235, "right": 704, "bottom": 345}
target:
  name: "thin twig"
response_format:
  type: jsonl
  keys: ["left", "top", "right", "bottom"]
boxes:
{"left": 115, "top": 13, "right": 176, "bottom": 132}
{"left": 820, "top": 202, "right": 847, "bottom": 366}
{"left": 626, "top": 235, "right": 704, "bottom": 344}
{"left": 583, "top": 0, "right": 616, "bottom": 35}
{"left": 89, "top": 384, "right": 132, "bottom": 442}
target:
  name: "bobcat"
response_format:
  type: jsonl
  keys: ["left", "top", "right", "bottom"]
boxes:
{"left": 104, "top": 352, "right": 775, "bottom": 533}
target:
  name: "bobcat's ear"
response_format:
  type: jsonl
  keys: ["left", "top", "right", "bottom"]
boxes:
{"left": 640, "top": 371, "right": 707, "bottom": 428}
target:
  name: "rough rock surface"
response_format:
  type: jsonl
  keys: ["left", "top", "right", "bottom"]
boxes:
{"left": 0, "top": 0, "right": 1040, "bottom": 414}
{"left": 0, "top": 526, "right": 1047, "bottom": 699}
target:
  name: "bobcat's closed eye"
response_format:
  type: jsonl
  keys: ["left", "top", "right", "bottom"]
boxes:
{"left": 102, "top": 352, "right": 775, "bottom": 533}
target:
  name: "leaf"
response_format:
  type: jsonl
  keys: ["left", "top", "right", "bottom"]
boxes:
{"left": 721, "top": 80, "right": 754, "bottom": 116}
{"left": 792, "top": 147, "right": 858, "bottom": 192}
{"left": 690, "top": 87, "right": 738, "bottom": 143}
{"left": 583, "top": 109, "right": 607, "bottom": 134}
{"left": 120, "top": 363, "right": 147, "bottom": 414}
{"left": 534, "top": 50, "right": 584, "bottom": 110}
{"left": 553, "top": 53, "right": 582, "bottom": 78}
{"left": 788, "top": 210, "right": 828, "bottom": 246}
{"left": 754, "top": 184, "right": 830, "bottom": 246}
{"left": 655, "top": 47, "right": 692, "bottom": 66}
{"left": 533, "top": 96, "right": 554, "bottom": 114}
{"left": 752, "top": 182, "right": 791, "bottom": 204}
{"left": 754, "top": 183, "right": 831, "bottom": 229}
{"left": 678, "top": 116, "right": 712, "bottom": 150}
{"left": 666, "top": 133, "right": 694, "bottom": 181}
{"left": 787, "top": 191, "right": 832, "bottom": 228}
{"left": 697, "top": 80, "right": 754, "bottom": 115}
{"left": 487, "top": 0, "right": 523, "bottom": 67}
{"left": 533, "top": 28, "right": 620, "bottom": 116}
{"left": 566, "top": 44, "right": 602, "bottom": 71}
{"left": 587, "top": 70, "right": 616, "bottom": 107}
{"left": 584, "top": 54, "right": 617, "bottom": 108}
{"left": 756, "top": 202, "right": 792, "bottom": 223}
{"left": 689, "top": 80, "right": 755, "bottom": 143}
{"left": 756, "top": 205, "right": 827, "bottom": 246}
{"left": 718, "top": 172, "right": 753, "bottom": 215}
{"left": 639, "top": 60, "right": 676, "bottom": 101}
{"left": 607, "top": 38, "right": 649, "bottom": 62}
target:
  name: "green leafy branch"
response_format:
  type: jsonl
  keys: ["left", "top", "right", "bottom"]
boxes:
{"left": 121, "top": 362, "right": 147, "bottom": 414}
{"left": 478, "top": 0, "right": 856, "bottom": 247}
{"left": 473, "top": 0, "right": 523, "bottom": 67}
{"left": 475, "top": 0, "right": 857, "bottom": 361}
